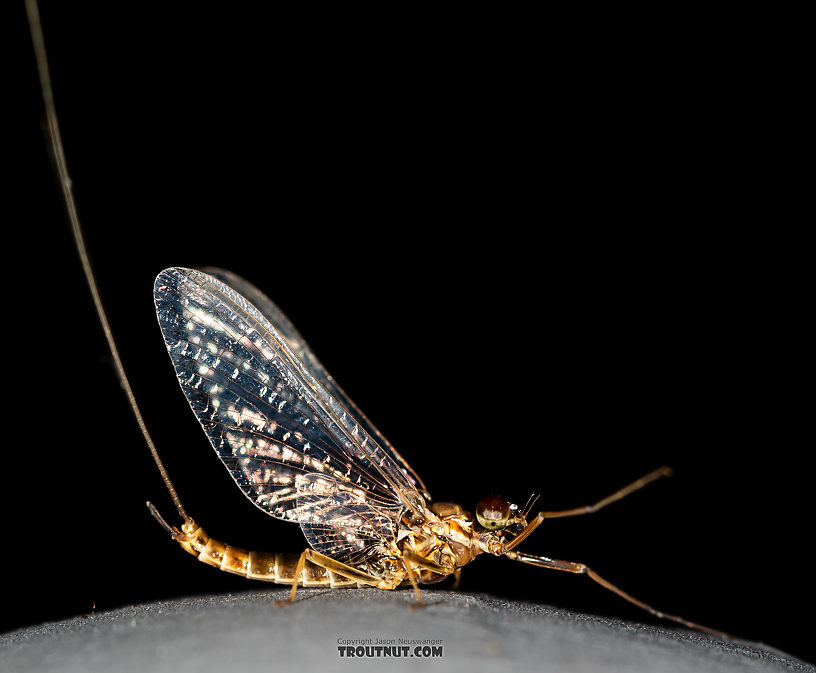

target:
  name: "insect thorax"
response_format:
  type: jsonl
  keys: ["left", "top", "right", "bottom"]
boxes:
{"left": 398, "top": 508, "right": 483, "bottom": 584}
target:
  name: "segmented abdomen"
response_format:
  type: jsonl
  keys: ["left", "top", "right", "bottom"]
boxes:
{"left": 176, "top": 519, "right": 363, "bottom": 588}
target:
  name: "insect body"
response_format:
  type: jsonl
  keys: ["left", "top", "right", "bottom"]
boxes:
{"left": 148, "top": 268, "right": 724, "bottom": 636}
{"left": 150, "top": 266, "right": 485, "bottom": 595}
{"left": 25, "top": 0, "right": 727, "bottom": 636}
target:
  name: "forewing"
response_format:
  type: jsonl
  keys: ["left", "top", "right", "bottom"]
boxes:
{"left": 203, "top": 267, "right": 431, "bottom": 501}
{"left": 153, "top": 268, "right": 423, "bottom": 524}
{"left": 296, "top": 473, "right": 401, "bottom": 572}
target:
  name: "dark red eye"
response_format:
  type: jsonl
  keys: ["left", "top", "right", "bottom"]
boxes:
{"left": 476, "top": 495, "right": 513, "bottom": 530}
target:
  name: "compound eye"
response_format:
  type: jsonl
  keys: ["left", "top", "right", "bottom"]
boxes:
{"left": 476, "top": 495, "right": 513, "bottom": 530}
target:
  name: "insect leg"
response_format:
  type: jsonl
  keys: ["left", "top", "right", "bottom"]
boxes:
{"left": 400, "top": 549, "right": 449, "bottom": 575}
{"left": 505, "top": 466, "right": 672, "bottom": 551}
{"left": 299, "top": 550, "right": 392, "bottom": 588}
{"left": 400, "top": 560, "right": 424, "bottom": 608}
{"left": 504, "top": 549, "right": 730, "bottom": 638}
{"left": 273, "top": 551, "right": 308, "bottom": 607}
{"left": 272, "top": 549, "right": 399, "bottom": 606}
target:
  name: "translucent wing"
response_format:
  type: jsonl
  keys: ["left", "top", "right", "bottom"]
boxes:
{"left": 154, "top": 268, "right": 425, "bottom": 525}
{"left": 295, "top": 473, "right": 401, "bottom": 570}
{"left": 202, "top": 267, "right": 431, "bottom": 501}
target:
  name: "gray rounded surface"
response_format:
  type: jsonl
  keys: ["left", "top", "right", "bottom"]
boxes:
{"left": 1, "top": 590, "right": 811, "bottom": 673}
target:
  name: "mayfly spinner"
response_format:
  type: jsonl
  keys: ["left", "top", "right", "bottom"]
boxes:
{"left": 25, "top": 0, "right": 727, "bottom": 639}
{"left": 147, "top": 267, "right": 716, "bottom": 630}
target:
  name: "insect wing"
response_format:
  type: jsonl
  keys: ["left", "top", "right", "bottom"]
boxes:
{"left": 202, "top": 267, "right": 431, "bottom": 501}
{"left": 296, "top": 473, "right": 401, "bottom": 570}
{"left": 153, "top": 268, "right": 423, "bottom": 526}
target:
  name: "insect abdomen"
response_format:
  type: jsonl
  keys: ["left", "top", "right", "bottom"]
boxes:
{"left": 175, "top": 519, "right": 359, "bottom": 588}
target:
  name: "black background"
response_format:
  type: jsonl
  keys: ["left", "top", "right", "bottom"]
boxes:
{"left": 12, "top": 2, "right": 811, "bottom": 665}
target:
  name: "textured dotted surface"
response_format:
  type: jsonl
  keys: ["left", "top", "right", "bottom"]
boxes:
{"left": 2, "top": 589, "right": 811, "bottom": 673}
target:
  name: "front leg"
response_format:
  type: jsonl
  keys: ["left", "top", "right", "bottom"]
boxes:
{"left": 505, "top": 467, "right": 672, "bottom": 551}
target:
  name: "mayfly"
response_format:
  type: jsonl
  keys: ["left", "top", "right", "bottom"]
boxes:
{"left": 26, "top": 0, "right": 727, "bottom": 639}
